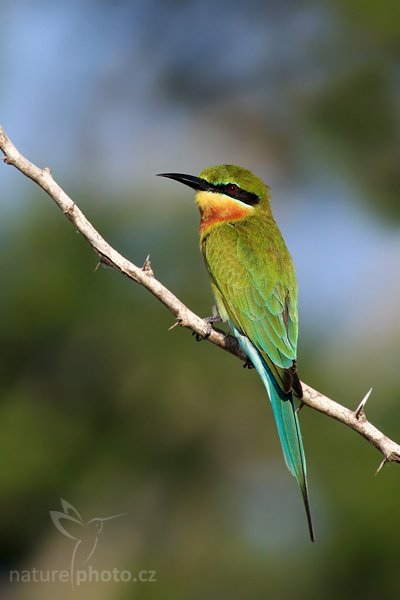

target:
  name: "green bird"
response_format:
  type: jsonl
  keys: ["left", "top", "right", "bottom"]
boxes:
{"left": 159, "top": 164, "right": 314, "bottom": 542}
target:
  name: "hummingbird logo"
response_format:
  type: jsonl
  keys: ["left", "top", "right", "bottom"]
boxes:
{"left": 50, "top": 498, "right": 126, "bottom": 587}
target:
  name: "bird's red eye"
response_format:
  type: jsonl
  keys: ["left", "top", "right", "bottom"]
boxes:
{"left": 227, "top": 184, "right": 238, "bottom": 195}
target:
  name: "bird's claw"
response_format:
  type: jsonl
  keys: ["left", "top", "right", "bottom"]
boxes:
{"left": 192, "top": 320, "right": 213, "bottom": 341}
{"left": 192, "top": 330, "right": 208, "bottom": 342}
{"left": 242, "top": 357, "right": 254, "bottom": 369}
{"left": 204, "top": 314, "right": 222, "bottom": 326}
{"left": 192, "top": 313, "right": 222, "bottom": 341}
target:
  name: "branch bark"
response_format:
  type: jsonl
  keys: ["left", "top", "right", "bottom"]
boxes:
{"left": 1, "top": 125, "right": 399, "bottom": 468}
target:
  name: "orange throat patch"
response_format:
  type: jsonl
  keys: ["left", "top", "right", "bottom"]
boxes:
{"left": 196, "top": 191, "right": 253, "bottom": 234}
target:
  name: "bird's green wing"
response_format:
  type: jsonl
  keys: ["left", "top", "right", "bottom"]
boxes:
{"left": 204, "top": 220, "right": 298, "bottom": 370}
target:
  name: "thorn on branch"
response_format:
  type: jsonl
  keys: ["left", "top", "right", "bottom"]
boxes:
{"left": 43, "top": 166, "right": 52, "bottom": 176}
{"left": 168, "top": 318, "right": 182, "bottom": 331}
{"left": 62, "top": 203, "right": 76, "bottom": 217}
{"left": 142, "top": 254, "right": 154, "bottom": 277}
{"left": 375, "top": 457, "right": 387, "bottom": 476}
{"left": 355, "top": 387, "right": 372, "bottom": 420}
{"left": 95, "top": 254, "right": 115, "bottom": 270}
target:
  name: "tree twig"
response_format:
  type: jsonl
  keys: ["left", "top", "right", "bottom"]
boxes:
{"left": 1, "top": 125, "right": 399, "bottom": 468}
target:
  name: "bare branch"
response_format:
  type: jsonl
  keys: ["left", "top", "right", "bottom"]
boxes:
{"left": 1, "top": 125, "right": 399, "bottom": 466}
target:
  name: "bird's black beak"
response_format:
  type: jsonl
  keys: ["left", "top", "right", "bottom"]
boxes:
{"left": 157, "top": 173, "right": 210, "bottom": 192}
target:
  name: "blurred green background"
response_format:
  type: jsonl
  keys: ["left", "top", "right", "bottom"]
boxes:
{"left": 1, "top": 1, "right": 400, "bottom": 598}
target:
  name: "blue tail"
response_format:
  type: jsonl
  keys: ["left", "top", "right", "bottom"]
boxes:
{"left": 233, "top": 326, "right": 315, "bottom": 542}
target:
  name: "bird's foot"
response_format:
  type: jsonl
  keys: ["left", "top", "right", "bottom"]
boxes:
{"left": 192, "top": 313, "right": 222, "bottom": 341}
{"left": 242, "top": 356, "right": 254, "bottom": 369}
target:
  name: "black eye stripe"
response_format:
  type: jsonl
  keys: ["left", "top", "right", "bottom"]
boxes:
{"left": 211, "top": 183, "right": 259, "bottom": 206}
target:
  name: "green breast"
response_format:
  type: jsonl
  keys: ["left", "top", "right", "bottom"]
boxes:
{"left": 202, "top": 214, "right": 299, "bottom": 369}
